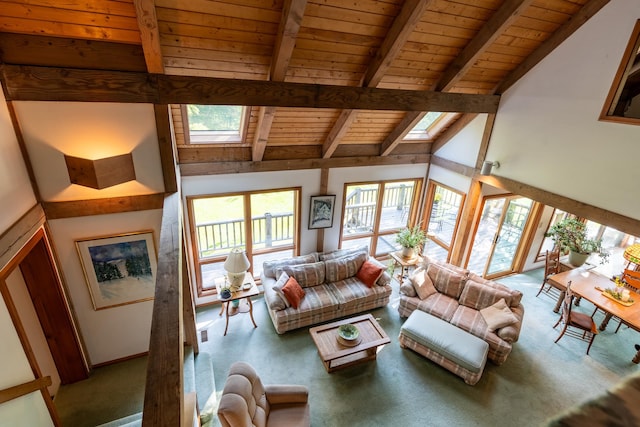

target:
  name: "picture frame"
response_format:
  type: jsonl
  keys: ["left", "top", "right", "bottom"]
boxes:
{"left": 76, "top": 231, "right": 158, "bottom": 310}
{"left": 309, "top": 195, "right": 336, "bottom": 229}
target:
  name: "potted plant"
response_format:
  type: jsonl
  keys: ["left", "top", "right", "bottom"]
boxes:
{"left": 545, "top": 218, "right": 609, "bottom": 266}
{"left": 396, "top": 225, "right": 427, "bottom": 258}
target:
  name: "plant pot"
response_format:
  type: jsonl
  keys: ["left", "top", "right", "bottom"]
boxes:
{"left": 568, "top": 250, "right": 590, "bottom": 267}
{"left": 402, "top": 247, "right": 415, "bottom": 259}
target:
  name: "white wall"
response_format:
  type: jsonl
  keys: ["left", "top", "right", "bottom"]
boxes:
{"left": 0, "top": 296, "right": 54, "bottom": 426}
{"left": 434, "top": 114, "right": 488, "bottom": 168}
{"left": 488, "top": 0, "right": 640, "bottom": 221}
{"left": 47, "top": 210, "right": 162, "bottom": 365}
{"left": 14, "top": 102, "right": 165, "bottom": 202}
{"left": 0, "top": 85, "right": 36, "bottom": 234}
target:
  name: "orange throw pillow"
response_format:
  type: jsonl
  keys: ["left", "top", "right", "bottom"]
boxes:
{"left": 281, "top": 276, "right": 306, "bottom": 309}
{"left": 357, "top": 260, "right": 385, "bottom": 288}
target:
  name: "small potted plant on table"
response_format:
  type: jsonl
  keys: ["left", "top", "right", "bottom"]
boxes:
{"left": 396, "top": 225, "right": 427, "bottom": 259}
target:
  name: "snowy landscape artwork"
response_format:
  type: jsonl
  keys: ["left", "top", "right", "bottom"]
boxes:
{"left": 76, "top": 231, "right": 157, "bottom": 310}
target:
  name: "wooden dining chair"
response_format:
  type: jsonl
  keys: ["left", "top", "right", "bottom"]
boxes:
{"left": 554, "top": 281, "right": 598, "bottom": 355}
{"left": 536, "top": 250, "right": 561, "bottom": 298}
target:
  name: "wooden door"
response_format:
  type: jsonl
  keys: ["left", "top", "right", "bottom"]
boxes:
{"left": 19, "top": 238, "right": 88, "bottom": 384}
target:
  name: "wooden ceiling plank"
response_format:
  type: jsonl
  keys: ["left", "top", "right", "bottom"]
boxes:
{"left": 253, "top": 0, "right": 308, "bottom": 161}
{"left": 495, "top": 0, "right": 610, "bottom": 94}
{"left": 364, "top": 0, "right": 434, "bottom": 88}
{"left": 0, "top": 65, "right": 501, "bottom": 113}
{"left": 435, "top": 0, "right": 536, "bottom": 92}
{"left": 134, "top": 0, "right": 165, "bottom": 73}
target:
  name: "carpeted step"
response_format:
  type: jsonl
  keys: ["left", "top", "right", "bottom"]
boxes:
{"left": 96, "top": 412, "right": 142, "bottom": 427}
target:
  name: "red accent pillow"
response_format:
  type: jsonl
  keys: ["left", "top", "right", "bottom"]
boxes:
{"left": 356, "top": 260, "right": 385, "bottom": 288}
{"left": 281, "top": 276, "right": 306, "bottom": 309}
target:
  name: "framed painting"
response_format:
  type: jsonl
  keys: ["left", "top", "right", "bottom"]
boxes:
{"left": 76, "top": 231, "right": 157, "bottom": 310}
{"left": 309, "top": 195, "right": 336, "bottom": 229}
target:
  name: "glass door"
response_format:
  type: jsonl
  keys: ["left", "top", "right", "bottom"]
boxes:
{"left": 467, "top": 196, "right": 533, "bottom": 278}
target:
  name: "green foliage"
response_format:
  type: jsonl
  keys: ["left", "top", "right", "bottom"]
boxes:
{"left": 545, "top": 218, "right": 609, "bottom": 263}
{"left": 187, "top": 105, "right": 242, "bottom": 131}
{"left": 396, "top": 225, "right": 427, "bottom": 249}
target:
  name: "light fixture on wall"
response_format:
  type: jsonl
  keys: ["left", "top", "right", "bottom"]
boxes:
{"left": 480, "top": 160, "right": 500, "bottom": 176}
{"left": 64, "top": 153, "right": 136, "bottom": 189}
{"left": 224, "top": 249, "right": 250, "bottom": 292}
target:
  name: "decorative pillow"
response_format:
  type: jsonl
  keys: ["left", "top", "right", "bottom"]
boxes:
{"left": 411, "top": 268, "right": 437, "bottom": 300}
{"left": 281, "top": 276, "right": 306, "bottom": 309}
{"left": 480, "top": 298, "right": 519, "bottom": 332}
{"left": 325, "top": 252, "right": 367, "bottom": 282}
{"left": 277, "top": 261, "right": 326, "bottom": 288}
{"left": 263, "top": 253, "right": 318, "bottom": 279}
{"left": 356, "top": 260, "right": 385, "bottom": 288}
{"left": 427, "top": 263, "right": 466, "bottom": 299}
{"left": 468, "top": 272, "right": 523, "bottom": 307}
{"left": 459, "top": 279, "right": 518, "bottom": 310}
{"left": 368, "top": 257, "right": 391, "bottom": 286}
{"left": 270, "top": 272, "right": 291, "bottom": 310}
{"left": 320, "top": 245, "right": 369, "bottom": 261}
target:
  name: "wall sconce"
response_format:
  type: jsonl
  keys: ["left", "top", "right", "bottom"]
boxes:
{"left": 65, "top": 153, "right": 136, "bottom": 189}
{"left": 224, "top": 249, "right": 250, "bottom": 292}
{"left": 480, "top": 160, "right": 500, "bottom": 176}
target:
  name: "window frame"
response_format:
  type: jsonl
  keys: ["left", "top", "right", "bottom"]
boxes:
{"left": 187, "top": 187, "right": 301, "bottom": 298}
{"left": 421, "top": 180, "right": 465, "bottom": 263}
{"left": 338, "top": 178, "right": 423, "bottom": 256}
{"left": 182, "top": 104, "right": 251, "bottom": 144}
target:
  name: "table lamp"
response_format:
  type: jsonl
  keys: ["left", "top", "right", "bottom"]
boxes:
{"left": 623, "top": 243, "right": 640, "bottom": 268}
{"left": 224, "top": 249, "right": 250, "bottom": 292}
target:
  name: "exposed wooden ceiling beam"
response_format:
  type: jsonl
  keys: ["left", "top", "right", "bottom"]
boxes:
{"left": 322, "top": 0, "right": 432, "bottom": 158}
{"left": 363, "top": 0, "right": 433, "bottom": 88}
{"left": 495, "top": 0, "right": 611, "bottom": 94}
{"left": 253, "top": 0, "right": 307, "bottom": 161}
{"left": 379, "top": 111, "right": 424, "bottom": 156}
{"left": 322, "top": 109, "right": 357, "bottom": 158}
{"left": 0, "top": 65, "right": 500, "bottom": 112}
{"left": 133, "top": 0, "right": 164, "bottom": 74}
{"left": 435, "top": 0, "right": 535, "bottom": 92}
{"left": 180, "top": 154, "right": 431, "bottom": 176}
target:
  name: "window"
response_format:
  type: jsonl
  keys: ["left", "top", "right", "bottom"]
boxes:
{"left": 188, "top": 188, "right": 300, "bottom": 296}
{"left": 183, "top": 105, "right": 248, "bottom": 143}
{"left": 422, "top": 182, "right": 465, "bottom": 262}
{"left": 340, "top": 179, "right": 422, "bottom": 256}
{"left": 601, "top": 20, "right": 640, "bottom": 124}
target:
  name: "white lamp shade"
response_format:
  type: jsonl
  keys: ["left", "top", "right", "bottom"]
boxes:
{"left": 224, "top": 249, "right": 250, "bottom": 273}
{"left": 224, "top": 249, "right": 250, "bottom": 290}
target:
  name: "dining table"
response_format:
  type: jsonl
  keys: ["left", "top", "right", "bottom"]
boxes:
{"left": 547, "top": 268, "right": 640, "bottom": 363}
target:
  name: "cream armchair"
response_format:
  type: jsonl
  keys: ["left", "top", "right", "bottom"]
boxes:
{"left": 217, "top": 362, "right": 310, "bottom": 427}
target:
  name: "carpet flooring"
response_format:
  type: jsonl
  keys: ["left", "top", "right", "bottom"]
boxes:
{"left": 56, "top": 268, "right": 640, "bottom": 426}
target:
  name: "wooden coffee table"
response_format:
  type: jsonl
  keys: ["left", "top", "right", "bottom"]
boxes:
{"left": 309, "top": 314, "right": 390, "bottom": 373}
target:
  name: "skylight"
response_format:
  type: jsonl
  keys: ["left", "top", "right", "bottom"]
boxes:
{"left": 185, "top": 105, "right": 246, "bottom": 143}
{"left": 404, "top": 112, "right": 443, "bottom": 140}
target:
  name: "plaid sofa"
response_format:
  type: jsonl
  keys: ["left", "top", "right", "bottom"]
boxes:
{"left": 398, "top": 257, "right": 525, "bottom": 365}
{"left": 261, "top": 247, "right": 393, "bottom": 334}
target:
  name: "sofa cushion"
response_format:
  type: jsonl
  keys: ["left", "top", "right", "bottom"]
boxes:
{"left": 269, "top": 272, "right": 291, "bottom": 310}
{"left": 356, "top": 259, "right": 385, "bottom": 288}
{"left": 324, "top": 252, "right": 366, "bottom": 283}
{"left": 458, "top": 279, "right": 519, "bottom": 311}
{"left": 277, "top": 261, "right": 326, "bottom": 288}
{"left": 319, "top": 245, "right": 368, "bottom": 261}
{"left": 263, "top": 254, "right": 318, "bottom": 279}
{"left": 282, "top": 276, "right": 306, "bottom": 309}
{"left": 411, "top": 268, "right": 437, "bottom": 300}
{"left": 480, "top": 299, "right": 519, "bottom": 332}
{"left": 416, "top": 293, "right": 459, "bottom": 322}
{"left": 467, "top": 273, "right": 523, "bottom": 308}
{"left": 427, "top": 263, "right": 467, "bottom": 299}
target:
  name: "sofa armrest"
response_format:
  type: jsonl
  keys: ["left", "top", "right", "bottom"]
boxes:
{"left": 497, "top": 303, "right": 525, "bottom": 343}
{"left": 265, "top": 385, "right": 309, "bottom": 404}
{"left": 399, "top": 279, "right": 417, "bottom": 297}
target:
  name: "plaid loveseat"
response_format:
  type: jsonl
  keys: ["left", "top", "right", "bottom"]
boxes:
{"left": 399, "top": 257, "right": 525, "bottom": 365}
{"left": 261, "top": 246, "right": 393, "bottom": 334}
